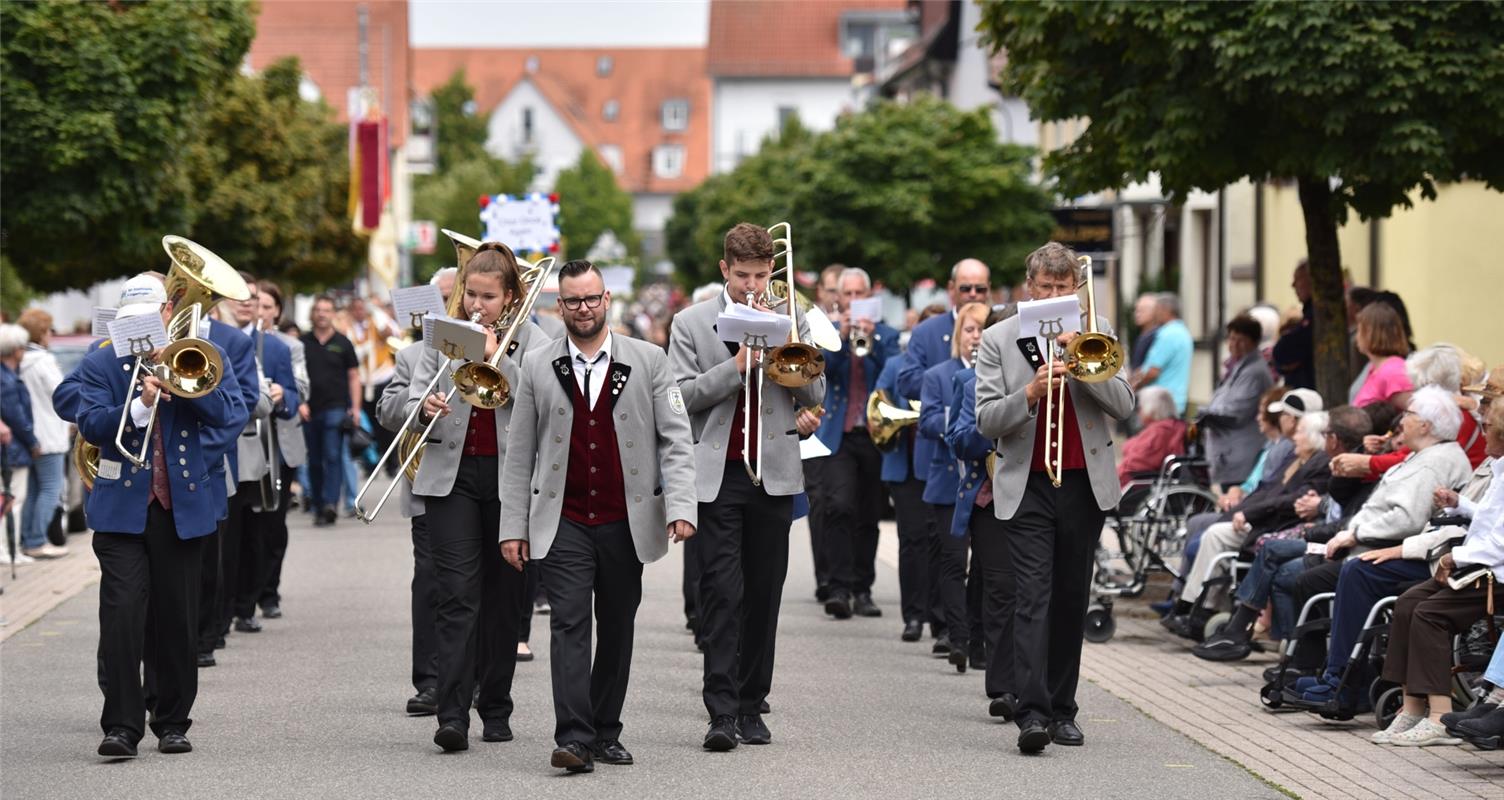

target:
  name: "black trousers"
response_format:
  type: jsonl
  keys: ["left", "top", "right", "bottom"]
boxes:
{"left": 258, "top": 472, "right": 293, "bottom": 610}
{"left": 803, "top": 455, "right": 831, "bottom": 592}
{"left": 94, "top": 503, "right": 205, "bottom": 742}
{"left": 195, "top": 516, "right": 226, "bottom": 655}
{"left": 821, "top": 430, "right": 882, "bottom": 597}
{"left": 682, "top": 532, "right": 702, "bottom": 638}
{"left": 970, "top": 503, "right": 1016, "bottom": 699}
{"left": 409, "top": 513, "right": 439, "bottom": 693}
{"left": 1008, "top": 470, "right": 1103, "bottom": 727}
{"left": 540, "top": 517, "right": 643, "bottom": 746}
{"left": 888, "top": 476, "right": 930, "bottom": 625}
{"left": 699, "top": 464, "right": 793, "bottom": 719}
{"left": 422, "top": 456, "right": 523, "bottom": 730}
{"left": 519, "top": 561, "right": 540, "bottom": 644}
{"left": 933, "top": 504, "right": 971, "bottom": 649}
{"left": 1291, "top": 557, "right": 1344, "bottom": 670}
{"left": 228, "top": 480, "right": 271, "bottom": 622}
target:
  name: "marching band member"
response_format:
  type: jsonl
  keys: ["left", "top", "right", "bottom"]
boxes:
{"left": 377, "top": 266, "right": 456, "bottom": 718}
{"left": 74, "top": 276, "right": 248, "bottom": 758}
{"left": 919, "top": 302, "right": 989, "bottom": 672}
{"left": 814, "top": 267, "right": 899, "bottom": 619}
{"left": 405, "top": 243, "right": 542, "bottom": 752}
{"left": 804, "top": 263, "right": 844, "bottom": 602}
{"left": 253, "top": 280, "right": 308, "bottom": 620}
{"left": 500, "top": 260, "right": 696, "bottom": 773}
{"left": 668, "top": 223, "right": 826, "bottom": 751}
{"left": 974, "top": 242, "right": 1133, "bottom": 754}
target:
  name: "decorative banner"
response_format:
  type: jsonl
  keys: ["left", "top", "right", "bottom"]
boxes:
{"left": 479, "top": 192, "right": 561, "bottom": 256}
{"left": 410, "top": 220, "right": 438, "bottom": 255}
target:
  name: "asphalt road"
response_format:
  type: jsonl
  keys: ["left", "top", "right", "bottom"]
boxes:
{"left": 1, "top": 492, "right": 1283, "bottom": 800}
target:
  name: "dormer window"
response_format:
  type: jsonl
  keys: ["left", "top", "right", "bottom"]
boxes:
{"left": 661, "top": 99, "right": 689, "bottom": 132}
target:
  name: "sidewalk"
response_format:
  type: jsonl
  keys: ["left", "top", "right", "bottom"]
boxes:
{"left": 0, "top": 532, "right": 97, "bottom": 641}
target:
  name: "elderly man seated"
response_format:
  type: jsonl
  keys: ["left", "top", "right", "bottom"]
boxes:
{"left": 1164, "top": 408, "right": 1332, "bottom": 640}
{"left": 1291, "top": 386, "right": 1474, "bottom": 709}
{"left": 1371, "top": 399, "right": 1504, "bottom": 746}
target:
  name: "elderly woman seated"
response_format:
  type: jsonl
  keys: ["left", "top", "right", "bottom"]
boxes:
{"left": 1291, "top": 386, "right": 1474, "bottom": 709}
{"left": 1163, "top": 408, "right": 1332, "bottom": 640}
{"left": 1369, "top": 399, "right": 1504, "bottom": 746}
{"left": 1117, "top": 386, "right": 1186, "bottom": 485}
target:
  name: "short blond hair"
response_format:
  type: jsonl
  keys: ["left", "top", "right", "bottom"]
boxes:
{"left": 951, "top": 302, "right": 989, "bottom": 359}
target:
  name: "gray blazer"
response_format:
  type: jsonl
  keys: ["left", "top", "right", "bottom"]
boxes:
{"left": 273, "top": 330, "right": 308, "bottom": 469}
{"left": 499, "top": 334, "right": 697, "bottom": 563}
{"left": 668, "top": 295, "right": 826, "bottom": 501}
{"left": 975, "top": 313, "right": 1135, "bottom": 518}
{"left": 1201, "top": 351, "right": 1274, "bottom": 486}
{"left": 378, "top": 342, "right": 425, "bottom": 519}
{"left": 401, "top": 321, "right": 545, "bottom": 501}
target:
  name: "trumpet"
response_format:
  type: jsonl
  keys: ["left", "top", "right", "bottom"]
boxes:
{"left": 866, "top": 389, "right": 920, "bottom": 451}
{"left": 1041, "top": 255, "right": 1124, "bottom": 487}
{"left": 850, "top": 327, "right": 872, "bottom": 359}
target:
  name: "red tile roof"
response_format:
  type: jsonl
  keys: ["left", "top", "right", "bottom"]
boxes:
{"left": 707, "top": 0, "right": 908, "bottom": 78}
{"left": 413, "top": 48, "right": 710, "bottom": 194}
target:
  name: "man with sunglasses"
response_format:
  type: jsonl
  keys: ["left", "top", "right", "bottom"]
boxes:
{"left": 897, "top": 258, "right": 991, "bottom": 651}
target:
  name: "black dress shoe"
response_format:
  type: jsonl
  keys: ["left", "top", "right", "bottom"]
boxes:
{"left": 948, "top": 647, "right": 967, "bottom": 674}
{"left": 214, "top": 635, "right": 226, "bottom": 650}
{"left": 233, "top": 617, "right": 263, "bottom": 633}
{"left": 852, "top": 592, "right": 882, "bottom": 617}
{"left": 1192, "top": 633, "right": 1252, "bottom": 662}
{"left": 1457, "top": 707, "right": 1504, "bottom": 749}
{"left": 551, "top": 741, "right": 595, "bottom": 772}
{"left": 157, "top": 732, "right": 193, "bottom": 754}
{"left": 98, "top": 729, "right": 137, "bottom": 758}
{"left": 1048, "top": 719, "right": 1085, "bottom": 746}
{"left": 407, "top": 687, "right": 437, "bottom": 716}
{"left": 759, "top": 699, "right": 771, "bottom": 715}
{"left": 196, "top": 652, "right": 216, "bottom": 668}
{"left": 824, "top": 593, "right": 852, "bottom": 620}
{"left": 260, "top": 603, "right": 282, "bottom": 619}
{"left": 989, "top": 693, "right": 1018, "bottom": 721}
{"left": 1017, "top": 721, "right": 1050, "bottom": 754}
{"left": 901, "top": 620, "right": 923, "bottom": 642}
{"left": 815, "top": 584, "right": 831, "bottom": 603}
{"left": 931, "top": 635, "right": 952, "bottom": 657}
{"left": 737, "top": 713, "right": 772, "bottom": 745}
{"left": 482, "top": 721, "right": 513, "bottom": 742}
{"left": 702, "top": 715, "right": 738, "bottom": 751}
{"left": 968, "top": 644, "right": 987, "bottom": 671}
{"left": 1442, "top": 701, "right": 1499, "bottom": 735}
{"left": 434, "top": 724, "right": 468, "bottom": 752}
{"left": 590, "top": 738, "right": 633, "bottom": 764}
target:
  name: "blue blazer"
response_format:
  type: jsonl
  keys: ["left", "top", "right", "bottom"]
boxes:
{"left": 944, "top": 367, "right": 992, "bottom": 537}
{"left": 874, "top": 356, "right": 917, "bottom": 483}
{"left": 1, "top": 364, "right": 36, "bottom": 468}
{"left": 815, "top": 320, "right": 899, "bottom": 454}
{"left": 897, "top": 310, "right": 954, "bottom": 405}
{"left": 74, "top": 344, "right": 247, "bottom": 539}
{"left": 52, "top": 337, "right": 109, "bottom": 424}
{"left": 919, "top": 357, "right": 965, "bottom": 505}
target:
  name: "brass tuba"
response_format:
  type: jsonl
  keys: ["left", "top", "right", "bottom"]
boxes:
{"left": 1042, "top": 255, "right": 1124, "bottom": 486}
{"left": 866, "top": 389, "right": 920, "bottom": 451}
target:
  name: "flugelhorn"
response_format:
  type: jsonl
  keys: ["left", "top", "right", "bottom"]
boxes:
{"left": 1042, "top": 255, "right": 1124, "bottom": 486}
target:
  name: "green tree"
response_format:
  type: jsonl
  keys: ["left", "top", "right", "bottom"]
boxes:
{"left": 554, "top": 150, "right": 640, "bottom": 262}
{"left": 1, "top": 0, "right": 256, "bottom": 291}
{"left": 1, "top": 256, "right": 34, "bottom": 320}
{"left": 428, "top": 68, "right": 489, "bottom": 170}
{"left": 185, "top": 57, "right": 365, "bottom": 290}
{"left": 664, "top": 101, "right": 1052, "bottom": 289}
{"left": 412, "top": 156, "right": 535, "bottom": 281}
{"left": 979, "top": 1, "right": 1504, "bottom": 403}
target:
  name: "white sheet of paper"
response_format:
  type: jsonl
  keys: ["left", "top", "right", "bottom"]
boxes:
{"left": 717, "top": 303, "right": 792, "bottom": 349}
{"left": 426, "top": 316, "right": 487, "bottom": 362}
{"left": 421, "top": 315, "right": 437, "bottom": 348}
{"left": 847, "top": 296, "right": 883, "bottom": 323}
{"left": 799, "top": 435, "right": 832, "bottom": 460}
{"left": 92, "top": 307, "right": 118, "bottom": 337}
{"left": 1016, "top": 295, "right": 1082, "bottom": 343}
{"left": 804, "top": 305, "right": 842, "bottom": 351}
{"left": 107, "top": 314, "right": 170, "bottom": 359}
{"left": 392, "top": 285, "right": 446, "bottom": 330}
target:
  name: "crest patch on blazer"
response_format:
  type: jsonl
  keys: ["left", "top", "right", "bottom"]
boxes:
{"left": 668, "top": 386, "right": 686, "bottom": 415}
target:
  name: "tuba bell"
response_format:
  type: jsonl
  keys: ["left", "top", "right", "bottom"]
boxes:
{"left": 866, "top": 389, "right": 920, "bottom": 451}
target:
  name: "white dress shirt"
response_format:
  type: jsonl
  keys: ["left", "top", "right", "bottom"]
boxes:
{"left": 567, "top": 332, "right": 613, "bottom": 411}
{"left": 1451, "top": 457, "right": 1504, "bottom": 580}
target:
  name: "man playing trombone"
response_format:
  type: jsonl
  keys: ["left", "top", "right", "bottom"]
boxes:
{"left": 668, "top": 223, "right": 825, "bottom": 751}
{"left": 973, "top": 242, "right": 1133, "bottom": 754}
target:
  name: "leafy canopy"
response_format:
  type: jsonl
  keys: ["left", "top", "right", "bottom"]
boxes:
{"left": 554, "top": 149, "right": 640, "bottom": 262}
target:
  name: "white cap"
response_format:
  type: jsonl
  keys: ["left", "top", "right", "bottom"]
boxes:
{"left": 1268, "top": 388, "right": 1324, "bottom": 417}
{"left": 115, "top": 274, "right": 168, "bottom": 319}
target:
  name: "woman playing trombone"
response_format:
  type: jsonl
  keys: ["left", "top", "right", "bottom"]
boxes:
{"left": 406, "top": 242, "right": 545, "bottom": 752}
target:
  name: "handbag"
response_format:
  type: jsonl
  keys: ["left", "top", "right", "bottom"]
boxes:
{"left": 343, "top": 416, "right": 373, "bottom": 456}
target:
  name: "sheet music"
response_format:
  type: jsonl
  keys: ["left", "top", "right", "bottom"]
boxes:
{"left": 425, "top": 316, "right": 487, "bottom": 362}
{"left": 717, "top": 303, "right": 791, "bottom": 349}
{"left": 392, "top": 285, "right": 446, "bottom": 331}
{"left": 1016, "top": 295, "right": 1082, "bottom": 347}
{"left": 92, "top": 307, "right": 117, "bottom": 337}
{"left": 107, "top": 314, "right": 170, "bottom": 359}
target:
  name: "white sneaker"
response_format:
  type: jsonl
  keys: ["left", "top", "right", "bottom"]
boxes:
{"left": 1371, "top": 712, "right": 1422, "bottom": 744}
{"left": 1, "top": 551, "right": 36, "bottom": 565}
{"left": 22, "top": 543, "right": 68, "bottom": 559}
{"left": 1389, "top": 718, "right": 1462, "bottom": 747}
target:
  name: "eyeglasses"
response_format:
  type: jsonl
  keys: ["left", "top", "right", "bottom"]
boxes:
{"left": 956, "top": 284, "right": 989, "bottom": 294}
{"left": 560, "top": 294, "right": 604, "bottom": 311}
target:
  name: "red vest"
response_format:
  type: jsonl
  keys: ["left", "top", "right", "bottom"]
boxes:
{"left": 1030, "top": 386, "right": 1087, "bottom": 473}
{"left": 725, "top": 385, "right": 759, "bottom": 463}
{"left": 562, "top": 380, "right": 628, "bottom": 526}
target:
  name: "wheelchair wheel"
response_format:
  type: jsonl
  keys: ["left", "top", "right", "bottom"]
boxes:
{"left": 1374, "top": 686, "right": 1404, "bottom": 731}
{"left": 1203, "top": 611, "right": 1232, "bottom": 642}
{"left": 1259, "top": 681, "right": 1284, "bottom": 710}
{"left": 1084, "top": 605, "right": 1115, "bottom": 644}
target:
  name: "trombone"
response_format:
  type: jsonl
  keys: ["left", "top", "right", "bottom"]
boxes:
{"left": 254, "top": 318, "right": 283, "bottom": 512}
{"left": 111, "top": 237, "right": 248, "bottom": 468}
{"left": 1042, "top": 255, "right": 1124, "bottom": 486}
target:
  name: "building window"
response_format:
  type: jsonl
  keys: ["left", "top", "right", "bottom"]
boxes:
{"left": 522, "top": 107, "right": 534, "bottom": 145}
{"left": 843, "top": 21, "right": 876, "bottom": 58}
{"left": 596, "top": 55, "right": 613, "bottom": 77}
{"left": 661, "top": 99, "right": 689, "bottom": 132}
{"left": 653, "top": 145, "right": 684, "bottom": 179}
{"left": 777, "top": 106, "right": 798, "bottom": 129}
{"left": 598, "top": 145, "right": 623, "bottom": 174}
{"left": 525, "top": 55, "right": 540, "bottom": 74}
{"left": 602, "top": 99, "right": 619, "bottom": 122}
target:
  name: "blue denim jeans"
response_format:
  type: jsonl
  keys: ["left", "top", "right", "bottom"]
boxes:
{"left": 1326, "top": 556, "right": 1431, "bottom": 674}
{"left": 1485, "top": 637, "right": 1504, "bottom": 688}
{"left": 1234, "top": 537, "right": 1308, "bottom": 640}
{"left": 305, "top": 408, "right": 348, "bottom": 511}
{"left": 21, "top": 452, "right": 65, "bottom": 549}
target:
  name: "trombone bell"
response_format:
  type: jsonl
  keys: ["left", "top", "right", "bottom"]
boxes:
{"left": 453, "top": 362, "right": 510, "bottom": 409}
{"left": 866, "top": 389, "right": 920, "bottom": 451}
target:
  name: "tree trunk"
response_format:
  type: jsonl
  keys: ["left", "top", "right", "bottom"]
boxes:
{"left": 1296, "top": 175, "right": 1349, "bottom": 407}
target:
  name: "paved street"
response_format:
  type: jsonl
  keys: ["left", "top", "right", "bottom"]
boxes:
{"left": 6, "top": 494, "right": 1279, "bottom": 799}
